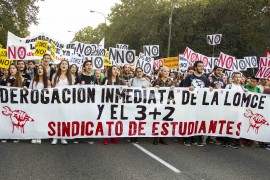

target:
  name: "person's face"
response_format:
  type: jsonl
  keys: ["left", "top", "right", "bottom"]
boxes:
{"left": 9, "top": 65, "right": 17, "bottom": 76}
{"left": 260, "top": 79, "right": 267, "bottom": 86}
{"left": 3, "top": 69, "right": 8, "bottom": 76}
{"left": 70, "top": 65, "right": 77, "bottom": 74}
{"left": 136, "top": 69, "right": 143, "bottom": 78}
{"left": 195, "top": 63, "right": 204, "bottom": 74}
{"left": 170, "top": 73, "right": 175, "bottom": 79}
{"left": 95, "top": 71, "right": 101, "bottom": 79}
{"left": 29, "top": 62, "right": 35, "bottom": 69}
{"left": 228, "top": 78, "right": 233, "bottom": 84}
{"left": 246, "top": 79, "right": 251, "bottom": 84}
{"left": 60, "top": 61, "right": 69, "bottom": 71}
{"left": 117, "top": 68, "right": 121, "bottom": 76}
{"left": 124, "top": 65, "right": 130, "bottom": 74}
{"left": 233, "top": 74, "right": 241, "bottom": 84}
{"left": 250, "top": 79, "right": 258, "bottom": 88}
{"left": 129, "top": 71, "right": 134, "bottom": 77}
{"left": 241, "top": 77, "right": 246, "bottom": 83}
{"left": 162, "top": 68, "right": 169, "bottom": 78}
{"left": 42, "top": 55, "right": 51, "bottom": 66}
{"left": 188, "top": 69, "right": 194, "bottom": 74}
{"left": 112, "top": 67, "right": 118, "bottom": 76}
{"left": 37, "top": 66, "right": 44, "bottom": 76}
{"left": 84, "top": 62, "right": 92, "bottom": 73}
{"left": 214, "top": 68, "right": 223, "bottom": 77}
{"left": 17, "top": 61, "right": 25, "bottom": 71}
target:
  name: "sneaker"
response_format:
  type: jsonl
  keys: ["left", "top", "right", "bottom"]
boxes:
{"left": 88, "top": 141, "right": 94, "bottom": 144}
{"left": 229, "top": 143, "right": 238, "bottom": 149}
{"left": 202, "top": 139, "right": 207, "bottom": 145}
{"left": 13, "top": 139, "right": 19, "bottom": 143}
{"left": 1, "top": 139, "right": 7, "bottom": 143}
{"left": 184, "top": 142, "right": 191, "bottom": 147}
{"left": 266, "top": 147, "right": 270, "bottom": 151}
{"left": 61, "top": 139, "right": 68, "bottom": 145}
{"left": 111, "top": 138, "right": 119, "bottom": 144}
{"left": 103, "top": 139, "right": 109, "bottom": 145}
{"left": 36, "top": 139, "right": 41, "bottom": 144}
{"left": 214, "top": 140, "right": 221, "bottom": 145}
{"left": 196, "top": 143, "right": 204, "bottom": 147}
{"left": 239, "top": 144, "right": 244, "bottom": 148}
{"left": 73, "top": 140, "right": 79, "bottom": 144}
{"left": 51, "top": 139, "right": 58, "bottom": 145}
{"left": 31, "top": 139, "right": 37, "bottom": 144}
{"left": 191, "top": 142, "right": 198, "bottom": 146}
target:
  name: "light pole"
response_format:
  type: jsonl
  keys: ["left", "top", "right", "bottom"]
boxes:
{"left": 90, "top": 10, "right": 107, "bottom": 25}
{"left": 167, "top": 0, "right": 175, "bottom": 58}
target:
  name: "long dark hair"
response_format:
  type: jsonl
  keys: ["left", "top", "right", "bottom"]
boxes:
{"left": 53, "top": 60, "right": 72, "bottom": 87}
{"left": 7, "top": 63, "right": 23, "bottom": 87}
{"left": 107, "top": 65, "right": 121, "bottom": 85}
{"left": 32, "top": 65, "right": 49, "bottom": 88}
{"left": 70, "top": 64, "right": 79, "bottom": 77}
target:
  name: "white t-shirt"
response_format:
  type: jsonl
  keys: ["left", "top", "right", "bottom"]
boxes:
{"left": 29, "top": 80, "right": 51, "bottom": 89}
{"left": 225, "top": 83, "right": 244, "bottom": 91}
{"left": 52, "top": 74, "right": 75, "bottom": 87}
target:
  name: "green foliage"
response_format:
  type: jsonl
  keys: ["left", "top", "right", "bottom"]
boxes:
{"left": 0, "top": 0, "right": 39, "bottom": 48}
{"left": 72, "top": 24, "right": 106, "bottom": 44}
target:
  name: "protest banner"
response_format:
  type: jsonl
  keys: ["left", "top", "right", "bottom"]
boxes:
{"left": 163, "top": 57, "right": 179, "bottom": 69}
{"left": 0, "top": 86, "right": 269, "bottom": 142}
{"left": 34, "top": 40, "right": 48, "bottom": 57}
{"left": 0, "top": 49, "right": 13, "bottom": 69}
{"left": 143, "top": 45, "right": 159, "bottom": 57}
{"left": 135, "top": 53, "right": 154, "bottom": 75}
{"left": 218, "top": 52, "right": 236, "bottom": 70}
{"left": 109, "top": 48, "right": 136, "bottom": 65}
{"left": 91, "top": 56, "right": 104, "bottom": 70}
{"left": 207, "top": 34, "right": 222, "bottom": 45}
{"left": 50, "top": 41, "right": 56, "bottom": 60}
{"left": 75, "top": 42, "right": 98, "bottom": 57}
{"left": 116, "top": 44, "right": 129, "bottom": 50}
{"left": 182, "top": 47, "right": 208, "bottom": 68}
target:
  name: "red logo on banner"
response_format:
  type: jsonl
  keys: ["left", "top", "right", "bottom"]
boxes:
{"left": 2, "top": 106, "right": 34, "bottom": 133}
{"left": 244, "top": 109, "right": 269, "bottom": 134}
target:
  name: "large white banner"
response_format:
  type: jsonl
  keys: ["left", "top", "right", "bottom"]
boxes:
{"left": 0, "top": 86, "right": 269, "bottom": 142}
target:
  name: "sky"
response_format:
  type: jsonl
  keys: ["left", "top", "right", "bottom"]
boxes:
{"left": 29, "top": 0, "right": 120, "bottom": 43}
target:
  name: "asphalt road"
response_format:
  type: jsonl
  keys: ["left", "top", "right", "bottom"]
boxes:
{"left": 0, "top": 138, "right": 269, "bottom": 180}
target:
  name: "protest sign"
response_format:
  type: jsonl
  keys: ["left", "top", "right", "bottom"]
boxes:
{"left": 109, "top": 48, "right": 136, "bottom": 65}
{"left": 116, "top": 44, "right": 129, "bottom": 50}
{"left": 34, "top": 40, "right": 48, "bottom": 57}
{"left": 218, "top": 52, "right": 236, "bottom": 70}
{"left": 255, "top": 57, "right": 270, "bottom": 79}
{"left": 69, "top": 54, "right": 83, "bottom": 69}
{"left": 207, "top": 34, "right": 222, "bottom": 45}
{"left": 154, "top": 59, "right": 163, "bottom": 70}
{"left": 91, "top": 56, "right": 104, "bottom": 70}
{"left": 135, "top": 53, "right": 154, "bottom": 75}
{"left": 0, "top": 86, "right": 270, "bottom": 142}
{"left": 0, "top": 49, "right": 13, "bottom": 68}
{"left": 7, "top": 46, "right": 27, "bottom": 60}
{"left": 143, "top": 45, "right": 159, "bottom": 57}
{"left": 179, "top": 55, "right": 189, "bottom": 71}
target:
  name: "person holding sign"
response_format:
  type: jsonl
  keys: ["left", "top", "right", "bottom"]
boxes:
{"left": 153, "top": 66, "right": 174, "bottom": 145}
{"left": 0, "top": 63, "right": 25, "bottom": 143}
{"left": 29, "top": 65, "right": 52, "bottom": 144}
{"left": 182, "top": 61, "right": 212, "bottom": 147}
{"left": 128, "top": 67, "right": 152, "bottom": 143}
{"left": 102, "top": 65, "right": 126, "bottom": 145}
{"left": 51, "top": 60, "right": 74, "bottom": 145}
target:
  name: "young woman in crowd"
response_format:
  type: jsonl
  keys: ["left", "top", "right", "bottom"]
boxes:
{"left": 94, "top": 69, "right": 103, "bottom": 85}
{"left": 0, "top": 63, "right": 25, "bottom": 143}
{"left": 29, "top": 65, "right": 51, "bottom": 144}
{"left": 128, "top": 67, "right": 152, "bottom": 143}
{"left": 153, "top": 66, "right": 174, "bottom": 145}
{"left": 51, "top": 60, "right": 74, "bottom": 145}
{"left": 0, "top": 68, "right": 8, "bottom": 84}
{"left": 70, "top": 64, "right": 79, "bottom": 80}
{"left": 102, "top": 65, "right": 126, "bottom": 145}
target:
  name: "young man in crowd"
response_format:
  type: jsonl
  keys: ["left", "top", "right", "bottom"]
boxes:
{"left": 209, "top": 66, "right": 226, "bottom": 89}
{"left": 75, "top": 60, "right": 97, "bottom": 85}
{"left": 182, "top": 61, "right": 212, "bottom": 146}
{"left": 257, "top": 78, "right": 268, "bottom": 93}
{"left": 42, "top": 54, "right": 55, "bottom": 81}
{"left": 27, "top": 60, "right": 37, "bottom": 79}
{"left": 245, "top": 76, "right": 261, "bottom": 93}
{"left": 17, "top": 60, "right": 31, "bottom": 87}
{"left": 121, "top": 64, "right": 132, "bottom": 83}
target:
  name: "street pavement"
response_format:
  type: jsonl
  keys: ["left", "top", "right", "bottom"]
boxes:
{"left": 0, "top": 138, "right": 269, "bottom": 180}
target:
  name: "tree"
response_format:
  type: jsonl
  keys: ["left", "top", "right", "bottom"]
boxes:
{"left": 72, "top": 24, "right": 106, "bottom": 44}
{"left": 0, "top": 0, "right": 40, "bottom": 48}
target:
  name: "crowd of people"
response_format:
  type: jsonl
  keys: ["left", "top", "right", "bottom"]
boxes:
{"left": 0, "top": 54, "right": 270, "bottom": 150}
